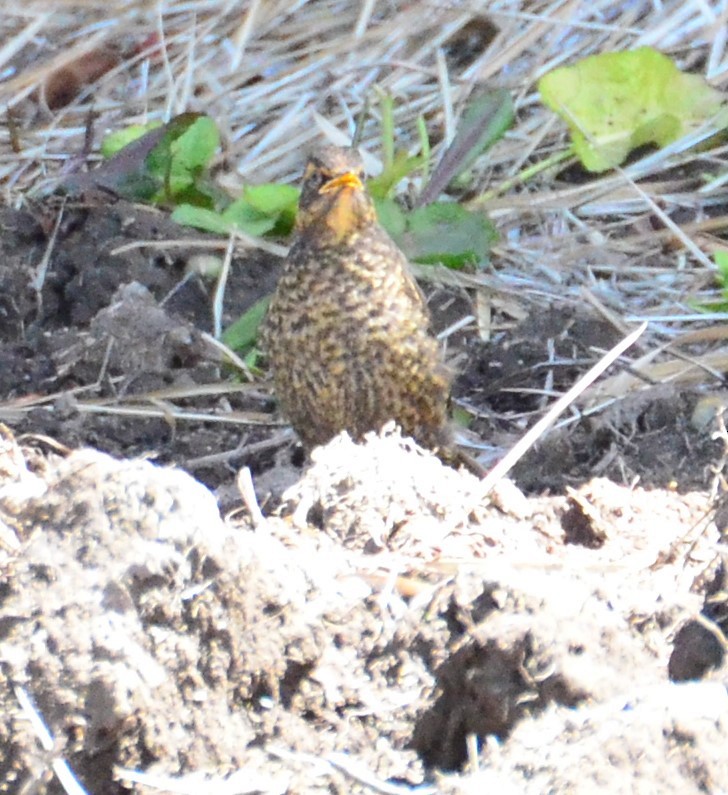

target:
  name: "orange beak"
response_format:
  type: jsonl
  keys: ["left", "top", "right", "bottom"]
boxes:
{"left": 320, "top": 171, "right": 364, "bottom": 193}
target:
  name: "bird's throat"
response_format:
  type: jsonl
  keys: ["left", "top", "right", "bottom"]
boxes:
{"left": 324, "top": 188, "right": 360, "bottom": 243}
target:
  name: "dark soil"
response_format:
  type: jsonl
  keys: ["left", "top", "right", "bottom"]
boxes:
{"left": 0, "top": 198, "right": 283, "bottom": 505}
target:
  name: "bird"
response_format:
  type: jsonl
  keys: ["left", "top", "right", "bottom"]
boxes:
{"left": 260, "top": 145, "right": 462, "bottom": 465}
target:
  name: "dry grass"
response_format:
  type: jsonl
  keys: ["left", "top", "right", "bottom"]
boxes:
{"left": 1, "top": 0, "right": 727, "bottom": 406}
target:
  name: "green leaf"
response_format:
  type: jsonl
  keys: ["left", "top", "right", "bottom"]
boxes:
{"left": 221, "top": 198, "right": 278, "bottom": 236}
{"left": 172, "top": 202, "right": 275, "bottom": 236}
{"left": 692, "top": 250, "right": 728, "bottom": 312}
{"left": 243, "top": 183, "right": 299, "bottom": 214}
{"left": 223, "top": 295, "right": 271, "bottom": 353}
{"left": 692, "top": 296, "right": 728, "bottom": 314}
{"left": 539, "top": 47, "right": 727, "bottom": 172}
{"left": 417, "top": 89, "right": 514, "bottom": 206}
{"left": 168, "top": 116, "right": 219, "bottom": 195}
{"left": 714, "top": 250, "right": 728, "bottom": 285}
{"left": 394, "top": 202, "right": 496, "bottom": 268}
{"left": 173, "top": 183, "right": 299, "bottom": 237}
{"left": 60, "top": 124, "right": 169, "bottom": 199}
{"left": 374, "top": 198, "right": 407, "bottom": 238}
{"left": 242, "top": 183, "right": 300, "bottom": 234}
{"left": 452, "top": 405, "right": 474, "bottom": 429}
{"left": 101, "top": 122, "right": 162, "bottom": 158}
{"left": 244, "top": 348, "right": 263, "bottom": 371}
{"left": 171, "top": 204, "right": 238, "bottom": 235}
{"left": 146, "top": 114, "right": 219, "bottom": 201}
{"left": 89, "top": 114, "right": 220, "bottom": 204}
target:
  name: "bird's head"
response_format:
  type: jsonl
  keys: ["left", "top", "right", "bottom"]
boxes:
{"left": 295, "top": 146, "right": 377, "bottom": 243}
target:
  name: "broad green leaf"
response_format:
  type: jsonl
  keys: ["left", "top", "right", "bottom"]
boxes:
{"left": 223, "top": 295, "right": 271, "bottom": 352}
{"left": 167, "top": 116, "right": 220, "bottom": 196}
{"left": 221, "top": 198, "right": 278, "bottom": 235}
{"left": 171, "top": 202, "right": 276, "bottom": 236}
{"left": 539, "top": 47, "right": 726, "bottom": 172}
{"left": 374, "top": 197, "right": 407, "bottom": 238}
{"left": 171, "top": 204, "right": 237, "bottom": 235}
{"left": 243, "top": 183, "right": 299, "bottom": 214}
{"left": 146, "top": 115, "right": 219, "bottom": 200}
{"left": 243, "top": 183, "right": 300, "bottom": 234}
{"left": 173, "top": 184, "right": 299, "bottom": 237}
{"left": 101, "top": 122, "right": 162, "bottom": 158}
{"left": 417, "top": 89, "right": 514, "bottom": 206}
{"left": 395, "top": 202, "right": 496, "bottom": 268}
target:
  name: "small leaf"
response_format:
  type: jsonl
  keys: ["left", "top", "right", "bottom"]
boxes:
{"left": 223, "top": 295, "right": 271, "bottom": 353}
{"left": 417, "top": 89, "right": 514, "bottom": 206}
{"left": 173, "top": 183, "right": 299, "bottom": 237}
{"left": 244, "top": 348, "right": 263, "bottom": 371}
{"left": 692, "top": 251, "right": 728, "bottom": 312}
{"left": 693, "top": 298, "right": 728, "bottom": 314}
{"left": 395, "top": 202, "right": 496, "bottom": 268}
{"left": 539, "top": 47, "right": 727, "bottom": 172}
{"left": 452, "top": 405, "right": 474, "bottom": 429}
{"left": 101, "top": 123, "right": 162, "bottom": 158}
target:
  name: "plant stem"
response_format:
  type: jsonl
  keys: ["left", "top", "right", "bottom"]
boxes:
{"left": 468, "top": 148, "right": 574, "bottom": 206}
{"left": 417, "top": 114, "right": 430, "bottom": 183}
{"left": 379, "top": 92, "right": 395, "bottom": 171}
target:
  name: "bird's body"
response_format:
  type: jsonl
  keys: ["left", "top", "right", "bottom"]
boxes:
{"left": 261, "top": 146, "right": 451, "bottom": 453}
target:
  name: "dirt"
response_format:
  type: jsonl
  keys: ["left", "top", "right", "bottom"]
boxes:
{"left": 0, "top": 199, "right": 282, "bottom": 505}
{"left": 0, "top": 197, "right": 727, "bottom": 794}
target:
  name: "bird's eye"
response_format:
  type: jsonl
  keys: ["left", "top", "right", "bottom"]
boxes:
{"left": 303, "top": 163, "right": 328, "bottom": 192}
{"left": 312, "top": 170, "right": 331, "bottom": 192}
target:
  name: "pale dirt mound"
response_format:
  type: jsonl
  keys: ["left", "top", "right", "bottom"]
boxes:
{"left": 0, "top": 428, "right": 726, "bottom": 794}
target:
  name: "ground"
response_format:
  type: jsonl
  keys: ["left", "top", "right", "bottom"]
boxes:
{"left": 0, "top": 187, "right": 727, "bottom": 795}
{"left": 1, "top": 3, "right": 728, "bottom": 794}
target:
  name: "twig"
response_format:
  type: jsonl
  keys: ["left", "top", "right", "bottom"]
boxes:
{"left": 212, "top": 234, "right": 235, "bottom": 341}
{"left": 237, "top": 466, "right": 265, "bottom": 527}
{"left": 32, "top": 196, "right": 66, "bottom": 310}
